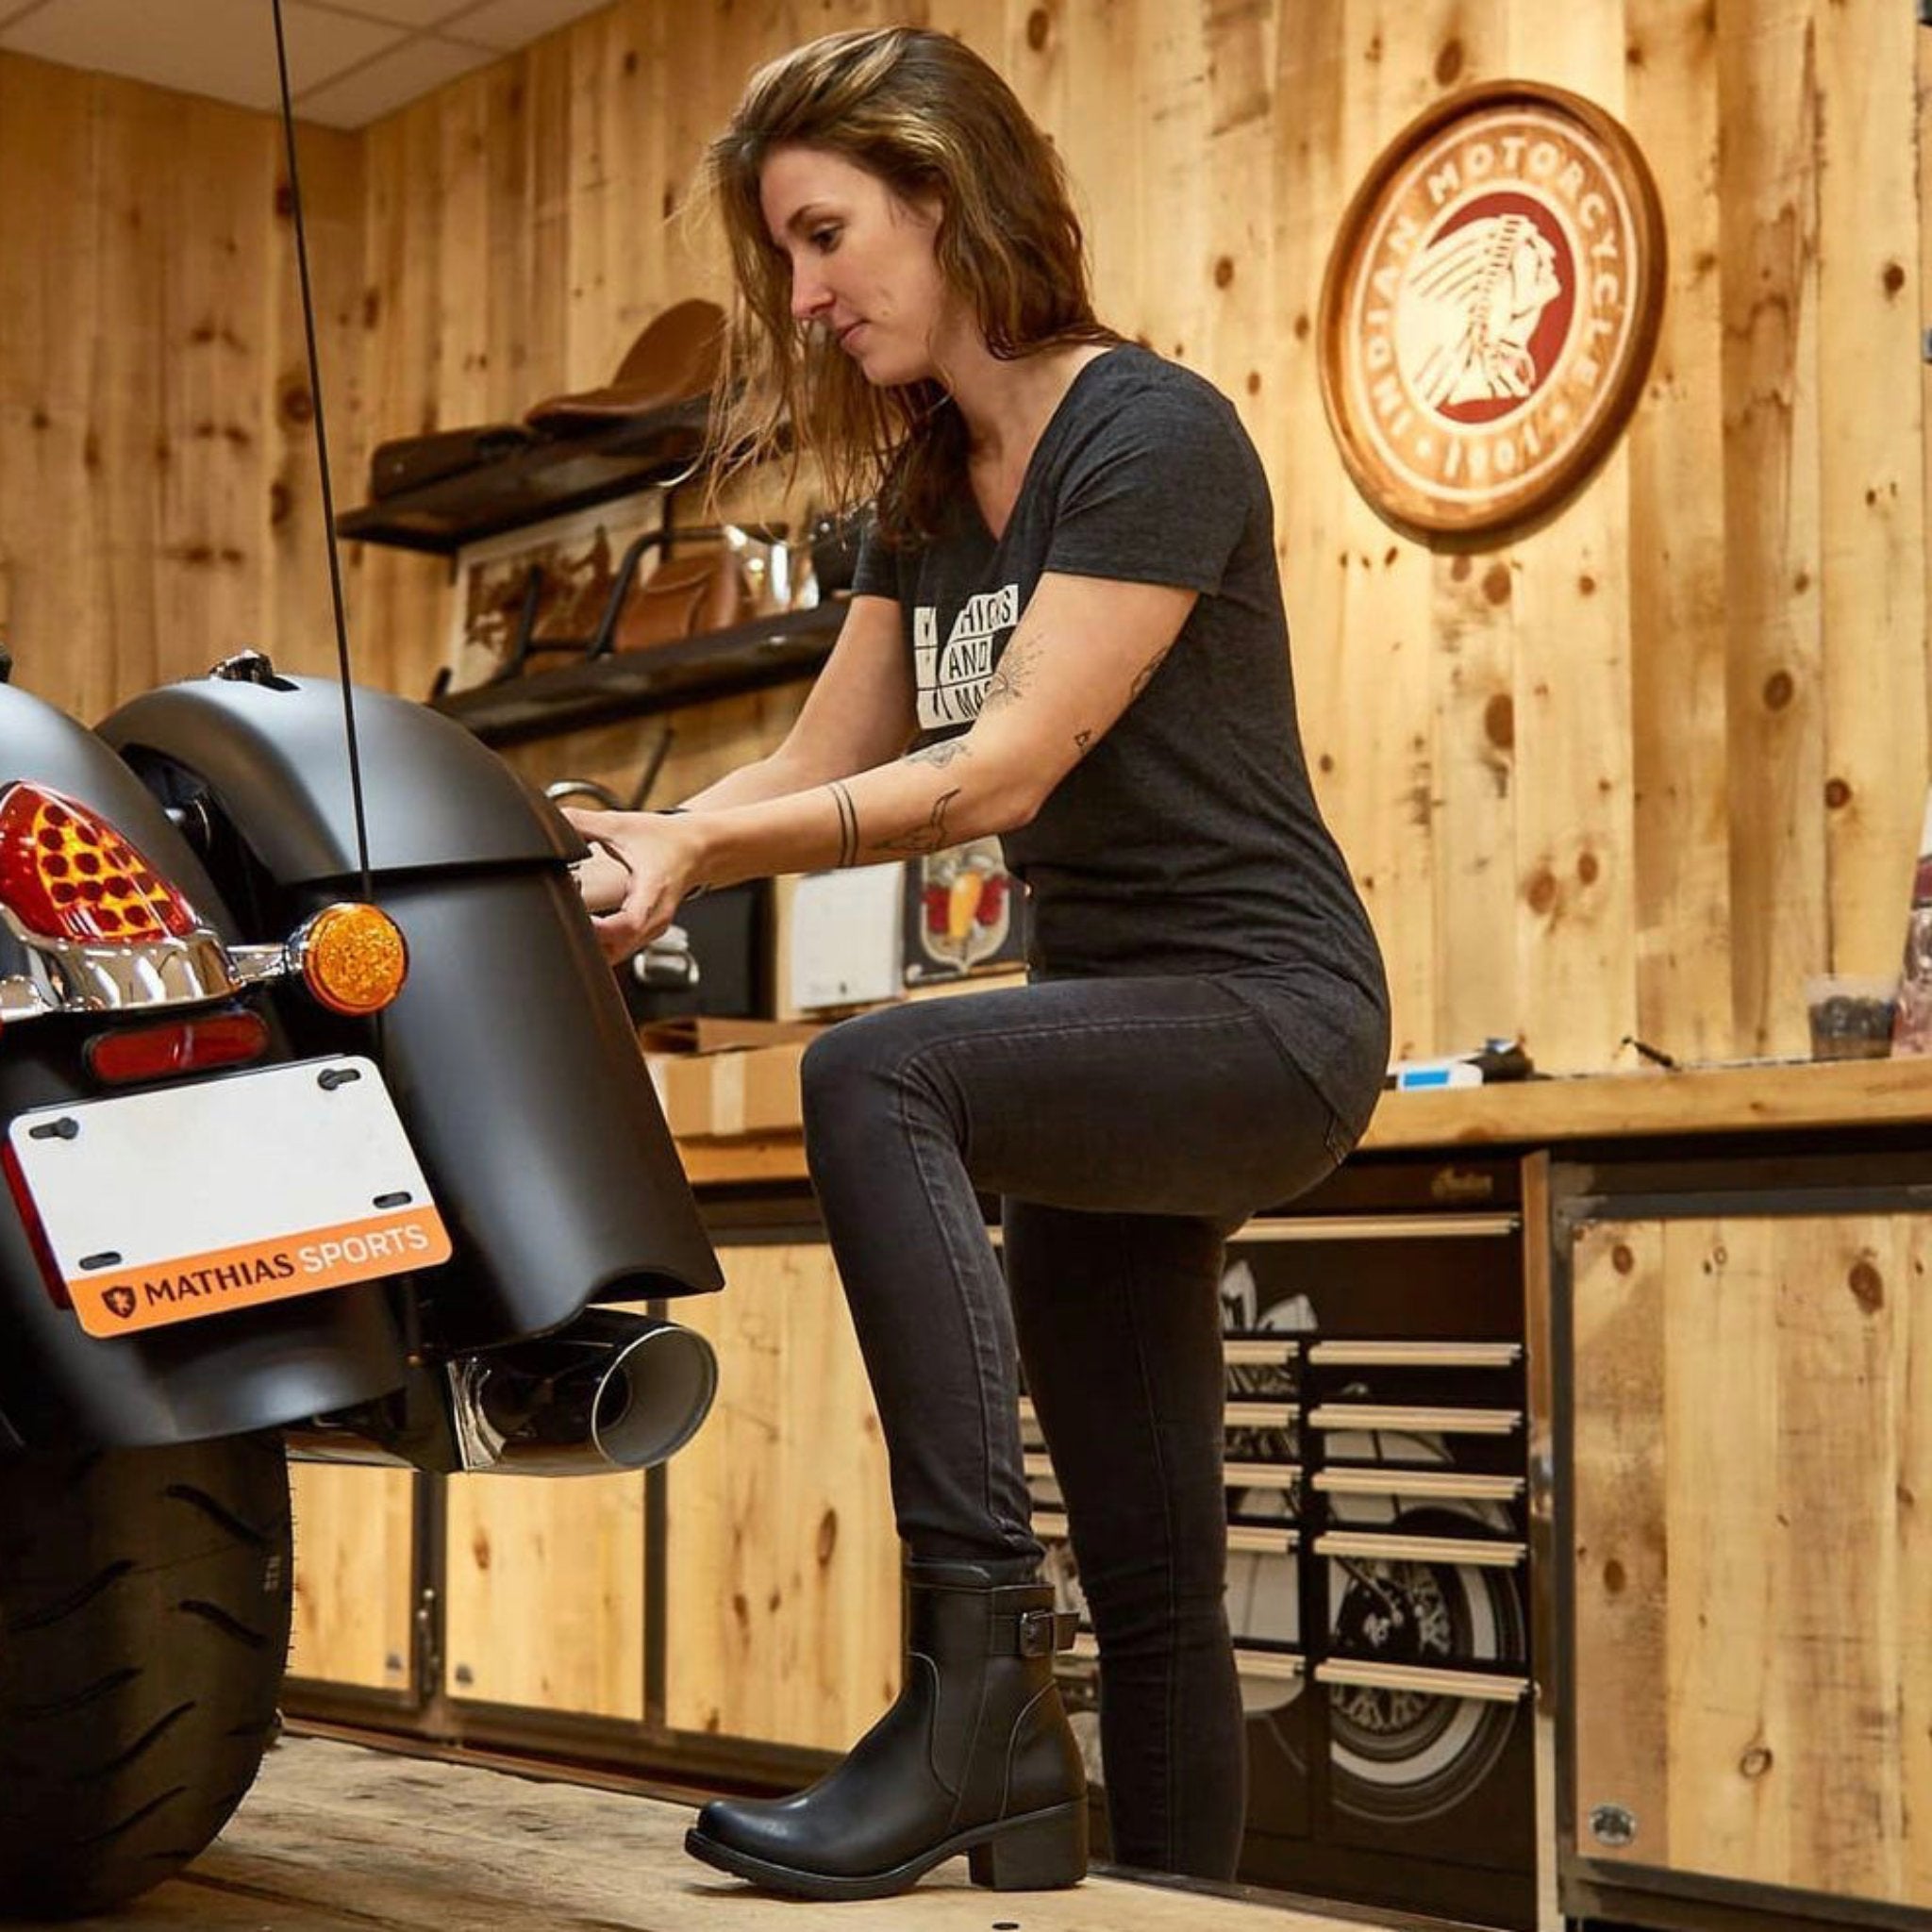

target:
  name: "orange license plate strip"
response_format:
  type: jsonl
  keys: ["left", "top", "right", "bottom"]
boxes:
{"left": 68, "top": 1205, "right": 451, "bottom": 1338}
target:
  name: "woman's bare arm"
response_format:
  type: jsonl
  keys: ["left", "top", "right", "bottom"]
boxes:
{"left": 569, "top": 572, "right": 1197, "bottom": 955}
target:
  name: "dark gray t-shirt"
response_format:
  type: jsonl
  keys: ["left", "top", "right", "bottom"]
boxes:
{"left": 851, "top": 344, "right": 1389, "bottom": 1131}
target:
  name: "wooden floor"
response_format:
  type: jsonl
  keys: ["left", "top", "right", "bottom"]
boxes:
{"left": 24, "top": 1735, "right": 1430, "bottom": 1932}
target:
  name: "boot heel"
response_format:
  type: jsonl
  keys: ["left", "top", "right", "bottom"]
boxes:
{"left": 968, "top": 1805, "right": 1088, "bottom": 1890}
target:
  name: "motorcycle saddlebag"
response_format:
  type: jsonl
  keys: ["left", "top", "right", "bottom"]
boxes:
{"left": 99, "top": 673, "right": 723, "bottom": 1352}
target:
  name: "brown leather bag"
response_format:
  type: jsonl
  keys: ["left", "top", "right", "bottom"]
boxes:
{"left": 614, "top": 550, "right": 752, "bottom": 654}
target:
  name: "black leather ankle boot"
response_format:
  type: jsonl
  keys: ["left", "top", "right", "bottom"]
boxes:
{"left": 683, "top": 1563, "right": 1088, "bottom": 1900}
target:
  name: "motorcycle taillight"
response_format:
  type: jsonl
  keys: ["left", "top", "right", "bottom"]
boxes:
{"left": 0, "top": 782, "right": 201, "bottom": 945}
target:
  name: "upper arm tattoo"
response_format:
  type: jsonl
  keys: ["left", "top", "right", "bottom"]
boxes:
{"left": 979, "top": 630, "right": 1050, "bottom": 715}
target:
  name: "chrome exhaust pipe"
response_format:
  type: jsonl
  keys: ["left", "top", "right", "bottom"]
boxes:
{"left": 288, "top": 1307, "right": 718, "bottom": 1476}
{"left": 446, "top": 1307, "right": 717, "bottom": 1475}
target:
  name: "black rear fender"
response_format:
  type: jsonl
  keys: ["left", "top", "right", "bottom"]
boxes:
{"left": 100, "top": 673, "right": 722, "bottom": 1348}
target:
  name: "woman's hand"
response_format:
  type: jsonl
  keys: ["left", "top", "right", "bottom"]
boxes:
{"left": 560, "top": 808, "right": 706, "bottom": 961}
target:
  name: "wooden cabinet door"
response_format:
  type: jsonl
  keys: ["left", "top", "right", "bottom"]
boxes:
{"left": 662, "top": 1241, "right": 900, "bottom": 1751}
{"left": 288, "top": 1463, "right": 419, "bottom": 1695}
{"left": 441, "top": 1472, "right": 645, "bottom": 1721}
{"left": 1569, "top": 1214, "right": 1932, "bottom": 1911}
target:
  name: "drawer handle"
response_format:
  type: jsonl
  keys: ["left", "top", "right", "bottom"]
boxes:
{"left": 1314, "top": 1468, "right": 1525, "bottom": 1503}
{"left": 1232, "top": 1647, "right": 1306, "bottom": 1682}
{"left": 1040, "top": 1515, "right": 1298, "bottom": 1556}
{"left": 1315, "top": 1531, "right": 1525, "bottom": 1568}
{"left": 1224, "top": 1401, "right": 1295, "bottom": 1427}
{"left": 1067, "top": 1633, "right": 1307, "bottom": 1685}
{"left": 1227, "top": 1525, "right": 1300, "bottom": 1555}
{"left": 1307, "top": 1341, "right": 1522, "bottom": 1368}
{"left": 1317, "top": 1658, "right": 1527, "bottom": 1703}
{"left": 1227, "top": 1214, "right": 1520, "bottom": 1242}
{"left": 1308, "top": 1404, "right": 1522, "bottom": 1435}
{"left": 1223, "top": 1462, "right": 1303, "bottom": 1490}
{"left": 1224, "top": 1339, "right": 1302, "bottom": 1366}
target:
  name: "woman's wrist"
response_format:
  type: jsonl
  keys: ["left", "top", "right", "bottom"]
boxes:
{"left": 667, "top": 808, "right": 716, "bottom": 900}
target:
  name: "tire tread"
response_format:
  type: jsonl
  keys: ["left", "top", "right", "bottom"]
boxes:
{"left": 0, "top": 1436, "right": 291, "bottom": 1920}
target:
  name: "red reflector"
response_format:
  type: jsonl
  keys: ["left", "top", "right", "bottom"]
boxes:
{"left": 86, "top": 1012, "right": 270, "bottom": 1086}
{"left": 0, "top": 782, "right": 202, "bottom": 946}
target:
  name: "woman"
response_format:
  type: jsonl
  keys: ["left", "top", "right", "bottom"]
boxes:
{"left": 567, "top": 25, "right": 1390, "bottom": 1904}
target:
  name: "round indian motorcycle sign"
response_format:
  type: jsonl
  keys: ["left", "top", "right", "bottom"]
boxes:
{"left": 1319, "top": 82, "right": 1665, "bottom": 538}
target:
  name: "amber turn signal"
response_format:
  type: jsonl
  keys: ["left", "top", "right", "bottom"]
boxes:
{"left": 294, "top": 903, "right": 408, "bottom": 1016}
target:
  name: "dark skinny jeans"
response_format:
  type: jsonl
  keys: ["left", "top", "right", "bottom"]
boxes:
{"left": 798, "top": 973, "right": 1356, "bottom": 1881}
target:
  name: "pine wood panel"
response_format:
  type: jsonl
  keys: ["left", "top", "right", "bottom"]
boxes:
{"left": 441, "top": 1471, "right": 646, "bottom": 1719}
{"left": 9, "top": 0, "right": 1932, "bottom": 1079}
{"left": 1507, "top": 5, "right": 1638, "bottom": 1073}
{"left": 1717, "top": 5, "right": 1826, "bottom": 1058}
{"left": 1570, "top": 1212, "right": 1931, "bottom": 1908}
{"left": 1569, "top": 1220, "right": 1669, "bottom": 1878}
{"left": 1623, "top": 0, "right": 1730, "bottom": 1062}
{"left": 1814, "top": 0, "right": 1927, "bottom": 978}
{"left": 288, "top": 1464, "right": 417, "bottom": 1693}
{"left": 0, "top": 52, "right": 363, "bottom": 721}
{"left": 662, "top": 1241, "right": 901, "bottom": 1751}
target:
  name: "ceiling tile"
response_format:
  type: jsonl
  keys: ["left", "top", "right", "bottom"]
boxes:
{"left": 307, "top": 0, "right": 482, "bottom": 25}
{"left": 445, "top": 0, "right": 608, "bottom": 52}
{"left": 294, "top": 32, "right": 493, "bottom": 126}
{"left": 0, "top": 0, "right": 403, "bottom": 112}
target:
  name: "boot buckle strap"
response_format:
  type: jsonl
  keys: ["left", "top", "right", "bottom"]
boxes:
{"left": 1003, "top": 1607, "right": 1078, "bottom": 1658}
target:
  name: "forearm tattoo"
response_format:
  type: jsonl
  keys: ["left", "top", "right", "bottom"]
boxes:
{"left": 979, "top": 630, "right": 1049, "bottom": 714}
{"left": 873, "top": 788, "right": 961, "bottom": 858}
{"left": 906, "top": 738, "right": 971, "bottom": 769}
{"left": 827, "top": 780, "right": 859, "bottom": 868}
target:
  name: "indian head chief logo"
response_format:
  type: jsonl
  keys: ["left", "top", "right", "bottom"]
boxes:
{"left": 1319, "top": 82, "right": 1664, "bottom": 538}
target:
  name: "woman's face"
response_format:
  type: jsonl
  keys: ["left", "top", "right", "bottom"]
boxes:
{"left": 758, "top": 144, "right": 955, "bottom": 387}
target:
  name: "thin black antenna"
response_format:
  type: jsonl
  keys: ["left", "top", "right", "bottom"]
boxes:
{"left": 270, "top": 0, "right": 374, "bottom": 908}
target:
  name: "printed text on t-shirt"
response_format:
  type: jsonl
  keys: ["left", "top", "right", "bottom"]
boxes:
{"left": 914, "top": 584, "right": 1020, "bottom": 729}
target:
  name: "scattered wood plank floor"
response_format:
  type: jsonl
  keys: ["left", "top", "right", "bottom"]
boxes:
{"left": 20, "top": 1734, "right": 1434, "bottom": 1932}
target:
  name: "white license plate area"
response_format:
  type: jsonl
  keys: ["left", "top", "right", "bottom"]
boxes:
{"left": 8, "top": 1057, "right": 450, "bottom": 1338}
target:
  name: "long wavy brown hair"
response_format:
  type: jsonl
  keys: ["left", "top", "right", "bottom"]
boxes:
{"left": 699, "top": 26, "right": 1116, "bottom": 542}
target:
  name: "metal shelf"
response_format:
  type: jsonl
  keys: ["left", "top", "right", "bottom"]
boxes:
{"left": 427, "top": 603, "right": 844, "bottom": 747}
{"left": 334, "top": 401, "right": 711, "bottom": 557}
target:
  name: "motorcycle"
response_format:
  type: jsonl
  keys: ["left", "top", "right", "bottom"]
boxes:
{"left": 0, "top": 642, "right": 724, "bottom": 1919}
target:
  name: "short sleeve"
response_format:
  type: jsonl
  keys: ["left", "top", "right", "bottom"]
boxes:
{"left": 847, "top": 507, "right": 901, "bottom": 602}
{"left": 1044, "top": 380, "right": 1250, "bottom": 596}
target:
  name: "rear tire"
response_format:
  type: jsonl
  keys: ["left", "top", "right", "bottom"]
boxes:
{"left": 0, "top": 1433, "right": 292, "bottom": 1920}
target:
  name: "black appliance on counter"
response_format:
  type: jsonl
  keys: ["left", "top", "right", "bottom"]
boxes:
{"left": 1024, "top": 1155, "right": 1537, "bottom": 1930}
{"left": 621, "top": 879, "right": 774, "bottom": 1026}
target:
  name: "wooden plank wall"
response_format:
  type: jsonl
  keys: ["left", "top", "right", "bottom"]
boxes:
{"left": 2, "top": 0, "right": 1926, "bottom": 1073}
{"left": 0, "top": 54, "right": 366, "bottom": 714}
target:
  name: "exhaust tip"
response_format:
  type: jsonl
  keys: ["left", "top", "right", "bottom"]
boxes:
{"left": 592, "top": 1319, "right": 718, "bottom": 1470}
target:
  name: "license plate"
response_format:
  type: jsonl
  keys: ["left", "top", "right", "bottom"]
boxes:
{"left": 8, "top": 1057, "right": 451, "bottom": 1339}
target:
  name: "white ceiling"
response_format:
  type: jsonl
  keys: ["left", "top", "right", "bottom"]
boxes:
{"left": 0, "top": 0, "right": 613, "bottom": 127}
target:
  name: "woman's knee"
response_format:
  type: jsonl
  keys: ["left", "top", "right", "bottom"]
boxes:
{"left": 799, "top": 1007, "right": 959, "bottom": 1137}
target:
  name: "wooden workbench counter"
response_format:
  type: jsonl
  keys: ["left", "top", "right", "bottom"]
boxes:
{"left": 671, "top": 1053, "right": 1932, "bottom": 1186}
